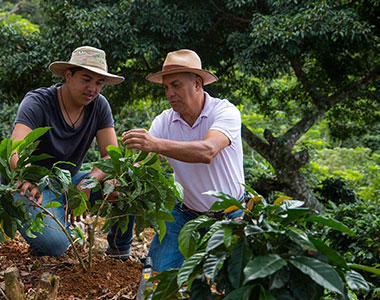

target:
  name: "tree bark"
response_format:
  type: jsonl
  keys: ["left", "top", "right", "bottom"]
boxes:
{"left": 4, "top": 267, "right": 26, "bottom": 300}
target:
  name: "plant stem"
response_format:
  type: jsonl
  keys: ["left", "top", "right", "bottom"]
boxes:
{"left": 28, "top": 199, "right": 87, "bottom": 271}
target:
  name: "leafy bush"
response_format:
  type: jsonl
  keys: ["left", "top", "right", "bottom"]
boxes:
{"left": 317, "top": 200, "right": 380, "bottom": 298}
{"left": 314, "top": 177, "right": 358, "bottom": 205}
{"left": 148, "top": 190, "right": 374, "bottom": 299}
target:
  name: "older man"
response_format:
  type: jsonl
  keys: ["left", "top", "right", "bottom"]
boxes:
{"left": 122, "top": 49, "right": 245, "bottom": 271}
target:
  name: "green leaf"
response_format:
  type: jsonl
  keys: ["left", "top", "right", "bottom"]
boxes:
{"left": 177, "top": 252, "right": 205, "bottom": 287}
{"left": 345, "top": 270, "right": 370, "bottom": 292}
{"left": 244, "top": 254, "right": 287, "bottom": 284}
{"left": 203, "top": 253, "right": 226, "bottom": 282}
{"left": 306, "top": 216, "right": 357, "bottom": 237}
{"left": 206, "top": 229, "right": 224, "bottom": 252}
{"left": 17, "top": 127, "right": 51, "bottom": 153}
{"left": 94, "top": 159, "right": 114, "bottom": 173}
{"left": 71, "top": 227, "right": 85, "bottom": 245}
{"left": 308, "top": 236, "right": 348, "bottom": 269}
{"left": 223, "top": 225, "right": 233, "bottom": 248}
{"left": 151, "top": 270, "right": 179, "bottom": 300}
{"left": 81, "top": 177, "right": 99, "bottom": 190}
{"left": 73, "top": 198, "right": 87, "bottom": 217}
{"left": 150, "top": 211, "right": 175, "bottom": 222}
{"left": 223, "top": 285, "right": 254, "bottom": 300}
{"left": 287, "top": 227, "right": 316, "bottom": 251}
{"left": 43, "top": 201, "right": 61, "bottom": 208}
{"left": 205, "top": 190, "right": 244, "bottom": 211}
{"left": 228, "top": 237, "right": 252, "bottom": 288}
{"left": 2, "top": 213, "right": 17, "bottom": 238}
{"left": 143, "top": 153, "right": 159, "bottom": 165}
{"left": 30, "top": 215, "right": 45, "bottom": 233}
{"left": 290, "top": 256, "right": 345, "bottom": 295}
{"left": 178, "top": 215, "right": 215, "bottom": 259}
{"left": 134, "top": 150, "right": 149, "bottom": 163}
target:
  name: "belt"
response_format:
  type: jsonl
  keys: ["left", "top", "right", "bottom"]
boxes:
{"left": 178, "top": 203, "right": 225, "bottom": 219}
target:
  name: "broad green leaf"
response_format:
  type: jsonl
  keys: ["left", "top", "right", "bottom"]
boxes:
{"left": 134, "top": 150, "right": 149, "bottom": 163}
{"left": 2, "top": 213, "right": 17, "bottom": 238}
{"left": 308, "top": 236, "right": 348, "bottom": 268}
{"left": 345, "top": 270, "right": 370, "bottom": 292}
{"left": 348, "top": 263, "right": 380, "bottom": 276}
{"left": 223, "top": 225, "right": 233, "bottom": 248}
{"left": 103, "top": 182, "right": 115, "bottom": 195}
{"left": 203, "top": 253, "right": 226, "bottom": 282}
{"left": 71, "top": 227, "right": 85, "bottom": 245}
{"left": 143, "top": 153, "right": 158, "bottom": 165}
{"left": 38, "top": 175, "right": 50, "bottom": 192}
{"left": 94, "top": 159, "right": 114, "bottom": 173}
{"left": 289, "top": 267, "right": 324, "bottom": 300}
{"left": 287, "top": 227, "right": 316, "bottom": 251}
{"left": 205, "top": 191, "right": 244, "bottom": 211}
{"left": 80, "top": 177, "right": 99, "bottom": 190}
{"left": 156, "top": 218, "right": 166, "bottom": 242}
{"left": 53, "top": 167, "right": 71, "bottom": 187}
{"left": 206, "top": 229, "right": 224, "bottom": 252}
{"left": 177, "top": 252, "right": 205, "bottom": 287}
{"left": 269, "top": 268, "right": 289, "bottom": 289}
{"left": 24, "top": 227, "right": 37, "bottom": 239}
{"left": 30, "top": 215, "right": 45, "bottom": 233}
{"left": 306, "top": 216, "right": 357, "bottom": 237}
{"left": 178, "top": 215, "right": 214, "bottom": 259}
{"left": 228, "top": 238, "right": 252, "bottom": 288}
{"left": 73, "top": 198, "right": 87, "bottom": 217}
{"left": 150, "top": 211, "right": 175, "bottom": 222}
{"left": 223, "top": 285, "right": 254, "bottom": 300}
{"left": 17, "top": 127, "right": 51, "bottom": 154}
{"left": 244, "top": 254, "right": 287, "bottom": 284}
{"left": 290, "top": 256, "right": 345, "bottom": 295}
{"left": 151, "top": 270, "right": 179, "bottom": 300}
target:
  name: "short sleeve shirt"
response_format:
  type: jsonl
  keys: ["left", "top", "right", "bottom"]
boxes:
{"left": 14, "top": 85, "right": 114, "bottom": 175}
{"left": 149, "top": 92, "right": 245, "bottom": 212}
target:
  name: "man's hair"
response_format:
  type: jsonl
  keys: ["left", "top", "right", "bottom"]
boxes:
{"left": 68, "top": 67, "right": 85, "bottom": 76}
{"left": 185, "top": 72, "right": 204, "bottom": 89}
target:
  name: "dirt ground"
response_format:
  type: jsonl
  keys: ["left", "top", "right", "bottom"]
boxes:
{"left": 0, "top": 227, "right": 156, "bottom": 300}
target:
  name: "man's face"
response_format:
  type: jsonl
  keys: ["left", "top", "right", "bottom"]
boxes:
{"left": 65, "top": 69, "right": 105, "bottom": 106}
{"left": 162, "top": 73, "right": 198, "bottom": 113}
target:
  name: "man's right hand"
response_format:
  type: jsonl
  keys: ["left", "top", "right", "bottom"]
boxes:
{"left": 16, "top": 180, "right": 43, "bottom": 206}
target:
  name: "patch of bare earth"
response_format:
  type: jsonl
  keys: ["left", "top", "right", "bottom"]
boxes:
{"left": 0, "top": 227, "right": 156, "bottom": 299}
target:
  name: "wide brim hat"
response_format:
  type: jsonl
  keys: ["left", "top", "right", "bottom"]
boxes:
{"left": 49, "top": 46, "right": 124, "bottom": 85}
{"left": 146, "top": 49, "right": 218, "bottom": 85}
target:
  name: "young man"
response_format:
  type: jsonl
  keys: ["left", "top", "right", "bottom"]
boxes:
{"left": 121, "top": 49, "right": 245, "bottom": 271}
{"left": 11, "top": 46, "right": 134, "bottom": 258}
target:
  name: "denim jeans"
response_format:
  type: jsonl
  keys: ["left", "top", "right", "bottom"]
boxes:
{"left": 148, "top": 202, "right": 244, "bottom": 272}
{"left": 14, "top": 171, "right": 134, "bottom": 257}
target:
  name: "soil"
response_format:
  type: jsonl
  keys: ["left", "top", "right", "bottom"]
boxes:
{"left": 0, "top": 227, "right": 156, "bottom": 300}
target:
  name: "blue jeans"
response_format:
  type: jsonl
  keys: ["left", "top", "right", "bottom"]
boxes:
{"left": 15, "top": 171, "right": 134, "bottom": 257}
{"left": 148, "top": 202, "right": 244, "bottom": 272}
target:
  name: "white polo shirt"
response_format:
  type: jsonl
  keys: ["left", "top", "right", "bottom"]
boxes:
{"left": 149, "top": 92, "right": 245, "bottom": 212}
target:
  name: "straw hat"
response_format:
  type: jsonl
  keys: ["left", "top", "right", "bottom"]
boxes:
{"left": 49, "top": 46, "right": 124, "bottom": 85}
{"left": 146, "top": 49, "right": 218, "bottom": 85}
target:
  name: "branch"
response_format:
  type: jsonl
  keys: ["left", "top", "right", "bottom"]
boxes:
{"left": 0, "top": 0, "right": 27, "bottom": 22}
{"left": 241, "top": 124, "right": 271, "bottom": 160}
{"left": 210, "top": 0, "right": 251, "bottom": 24}
{"left": 282, "top": 64, "right": 380, "bottom": 147}
{"left": 290, "top": 58, "right": 325, "bottom": 106}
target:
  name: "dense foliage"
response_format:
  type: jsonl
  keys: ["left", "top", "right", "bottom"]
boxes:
{"left": 148, "top": 192, "right": 374, "bottom": 299}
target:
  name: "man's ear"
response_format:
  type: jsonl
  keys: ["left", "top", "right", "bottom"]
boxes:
{"left": 195, "top": 76, "right": 203, "bottom": 91}
{"left": 64, "top": 69, "right": 72, "bottom": 81}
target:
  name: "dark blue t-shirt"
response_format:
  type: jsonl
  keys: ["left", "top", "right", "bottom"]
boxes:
{"left": 14, "top": 85, "right": 114, "bottom": 175}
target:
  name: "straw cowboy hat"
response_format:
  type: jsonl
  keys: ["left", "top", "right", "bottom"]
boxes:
{"left": 146, "top": 49, "right": 218, "bottom": 85}
{"left": 49, "top": 46, "right": 124, "bottom": 85}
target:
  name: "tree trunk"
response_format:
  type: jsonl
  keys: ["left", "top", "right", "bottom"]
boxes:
{"left": 4, "top": 267, "right": 26, "bottom": 300}
{"left": 242, "top": 125, "right": 323, "bottom": 212}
